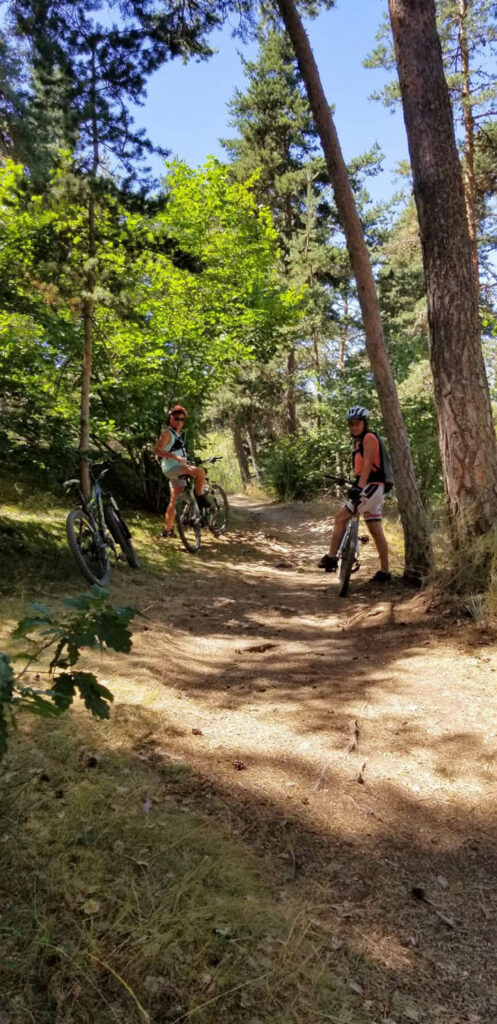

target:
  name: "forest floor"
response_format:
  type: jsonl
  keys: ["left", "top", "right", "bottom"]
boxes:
{"left": 1, "top": 489, "right": 496, "bottom": 1024}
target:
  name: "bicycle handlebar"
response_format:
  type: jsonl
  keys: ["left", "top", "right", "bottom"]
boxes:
{"left": 62, "top": 456, "right": 121, "bottom": 491}
{"left": 63, "top": 477, "right": 80, "bottom": 492}
{"left": 194, "top": 455, "right": 223, "bottom": 465}
{"left": 324, "top": 474, "right": 354, "bottom": 488}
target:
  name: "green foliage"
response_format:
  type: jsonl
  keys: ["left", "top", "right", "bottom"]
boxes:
{"left": 0, "top": 156, "right": 301, "bottom": 501}
{"left": 261, "top": 428, "right": 350, "bottom": 501}
{"left": 0, "top": 587, "right": 137, "bottom": 760}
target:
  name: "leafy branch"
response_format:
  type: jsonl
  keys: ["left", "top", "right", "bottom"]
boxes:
{"left": 0, "top": 586, "right": 137, "bottom": 760}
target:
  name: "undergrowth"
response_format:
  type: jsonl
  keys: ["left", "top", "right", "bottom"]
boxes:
{"left": 0, "top": 708, "right": 358, "bottom": 1024}
{"left": 0, "top": 476, "right": 184, "bottom": 597}
{"left": 429, "top": 513, "right": 497, "bottom": 623}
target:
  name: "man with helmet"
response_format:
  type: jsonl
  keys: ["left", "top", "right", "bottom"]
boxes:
{"left": 154, "top": 405, "right": 210, "bottom": 539}
{"left": 318, "top": 406, "right": 391, "bottom": 583}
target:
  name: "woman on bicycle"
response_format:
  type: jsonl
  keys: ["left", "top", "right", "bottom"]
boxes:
{"left": 154, "top": 405, "right": 210, "bottom": 539}
{"left": 318, "top": 406, "right": 391, "bottom": 583}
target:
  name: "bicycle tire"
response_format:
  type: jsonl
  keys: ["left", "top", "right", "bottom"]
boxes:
{"left": 66, "top": 508, "right": 110, "bottom": 586}
{"left": 338, "top": 517, "right": 359, "bottom": 598}
{"left": 176, "top": 494, "right": 201, "bottom": 553}
{"left": 105, "top": 506, "right": 140, "bottom": 569}
{"left": 206, "top": 483, "right": 229, "bottom": 536}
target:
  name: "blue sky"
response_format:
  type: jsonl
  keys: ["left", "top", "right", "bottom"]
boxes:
{"left": 134, "top": 0, "right": 408, "bottom": 204}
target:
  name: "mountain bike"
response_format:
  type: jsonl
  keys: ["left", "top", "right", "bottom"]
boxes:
{"left": 64, "top": 460, "right": 140, "bottom": 586}
{"left": 326, "top": 475, "right": 368, "bottom": 598}
{"left": 176, "top": 456, "right": 229, "bottom": 554}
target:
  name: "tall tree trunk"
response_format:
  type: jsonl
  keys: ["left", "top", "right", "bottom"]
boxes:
{"left": 338, "top": 290, "right": 349, "bottom": 372}
{"left": 79, "top": 40, "right": 98, "bottom": 499}
{"left": 286, "top": 345, "right": 297, "bottom": 435}
{"left": 283, "top": 190, "right": 297, "bottom": 436}
{"left": 458, "top": 0, "right": 479, "bottom": 287}
{"left": 80, "top": 284, "right": 93, "bottom": 500}
{"left": 312, "top": 334, "right": 322, "bottom": 426}
{"left": 247, "top": 421, "right": 261, "bottom": 485}
{"left": 276, "top": 0, "right": 432, "bottom": 579}
{"left": 231, "top": 417, "right": 251, "bottom": 489}
{"left": 388, "top": 0, "right": 497, "bottom": 540}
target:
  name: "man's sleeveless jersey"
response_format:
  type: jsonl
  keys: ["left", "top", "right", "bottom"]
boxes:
{"left": 352, "top": 431, "right": 393, "bottom": 492}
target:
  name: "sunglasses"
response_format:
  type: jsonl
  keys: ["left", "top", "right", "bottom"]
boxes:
{"left": 172, "top": 414, "right": 186, "bottom": 420}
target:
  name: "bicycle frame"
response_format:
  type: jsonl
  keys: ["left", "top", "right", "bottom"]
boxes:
{"left": 66, "top": 468, "right": 114, "bottom": 553}
{"left": 323, "top": 474, "right": 365, "bottom": 595}
{"left": 338, "top": 515, "right": 360, "bottom": 565}
{"left": 180, "top": 457, "right": 220, "bottom": 517}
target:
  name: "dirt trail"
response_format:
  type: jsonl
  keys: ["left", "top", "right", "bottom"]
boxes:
{"left": 104, "top": 496, "right": 497, "bottom": 1023}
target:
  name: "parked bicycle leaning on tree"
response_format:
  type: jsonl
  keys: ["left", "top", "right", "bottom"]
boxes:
{"left": 154, "top": 405, "right": 211, "bottom": 539}
{"left": 318, "top": 406, "right": 393, "bottom": 583}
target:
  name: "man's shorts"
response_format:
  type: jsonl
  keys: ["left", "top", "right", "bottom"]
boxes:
{"left": 345, "top": 482, "right": 385, "bottom": 522}
{"left": 161, "top": 459, "right": 188, "bottom": 489}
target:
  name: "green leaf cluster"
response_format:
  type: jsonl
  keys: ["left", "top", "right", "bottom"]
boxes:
{"left": 0, "top": 587, "right": 137, "bottom": 760}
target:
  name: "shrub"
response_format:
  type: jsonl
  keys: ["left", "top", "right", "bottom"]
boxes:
{"left": 260, "top": 431, "right": 350, "bottom": 501}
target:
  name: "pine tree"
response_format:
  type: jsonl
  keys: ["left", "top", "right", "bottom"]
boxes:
{"left": 365, "top": 0, "right": 497, "bottom": 284}
{"left": 223, "top": 26, "right": 355, "bottom": 443}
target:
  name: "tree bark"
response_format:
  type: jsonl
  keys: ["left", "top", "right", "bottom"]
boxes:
{"left": 286, "top": 344, "right": 297, "bottom": 435}
{"left": 79, "top": 39, "right": 98, "bottom": 499}
{"left": 246, "top": 421, "right": 261, "bottom": 485}
{"left": 338, "top": 290, "right": 349, "bottom": 372}
{"left": 388, "top": 0, "right": 497, "bottom": 540}
{"left": 232, "top": 418, "right": 251, "bottom": 489}
{"left": 312, "top": 333, "right": 322, "bottom": 427}
{"left": 80, "top": 287, "right": 93, "bottom": 500}
{"left": 276, "top": 0, "right": 432, "bottom": 579}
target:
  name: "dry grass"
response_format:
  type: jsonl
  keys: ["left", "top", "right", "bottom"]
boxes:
{"left": 0, "top": 710, "right": 358, "bottom": 1024}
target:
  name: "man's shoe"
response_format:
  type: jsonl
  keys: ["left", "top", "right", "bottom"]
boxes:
{"left": 317, "top": 554, "right": 338, "bottom": 572}
{"left": 370, "top": 570, "right": 391, "bottom": 583}
{"left": 157, "top": 528, "right": 176, "bottom": 541}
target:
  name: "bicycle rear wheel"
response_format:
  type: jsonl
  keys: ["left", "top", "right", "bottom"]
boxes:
{"left": 338, "top": 517, "right": 359, "bottom": 598}
{"left": 176, "top": 494, "right": 201, "bottom": 553}
{"left": 66, "top": 509, "right": 110, "bottom": 586}
{"left": 105, "top": 506, "right": 140, "bottom": 569}
{"left": 206, "top": 483, "right": 229, "bottom": 536}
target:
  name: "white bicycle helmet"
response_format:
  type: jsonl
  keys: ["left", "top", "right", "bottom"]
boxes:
{"left": 346, "top": 405, "right": 369, "bottom": 420}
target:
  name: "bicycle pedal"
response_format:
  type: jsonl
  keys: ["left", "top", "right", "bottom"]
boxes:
{"left": 359, "top": 535, "right": 370, "bottom": 544}
{"left": 350, "top": 562, "right": 361, "bottom": 574}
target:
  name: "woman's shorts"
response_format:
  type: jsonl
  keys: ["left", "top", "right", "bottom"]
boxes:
{"left": 345, "top": 482, "right": 385, "bottom": 522}
{"left": 161, "top": 460, "right": 188, "bottom": 489}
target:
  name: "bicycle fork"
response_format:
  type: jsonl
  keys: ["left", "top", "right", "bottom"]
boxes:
{"left": 339, "top": 518, "right": 361, "bottom": 573}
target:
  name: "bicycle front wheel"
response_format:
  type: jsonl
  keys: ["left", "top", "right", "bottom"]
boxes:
{"left": 176, "top": 494, "right": 201, "bottom": 553}
{"left": 105, "top": 506, "right": 140, "bottom": 569}
{"left": 66, "top": 509, "right": 110, "bottom": 586}
{"left": 206, "top": 483, "right": 229, "bottom": 536}
{"left": 338, "top": 517, "right": 359, "bottom": 598}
